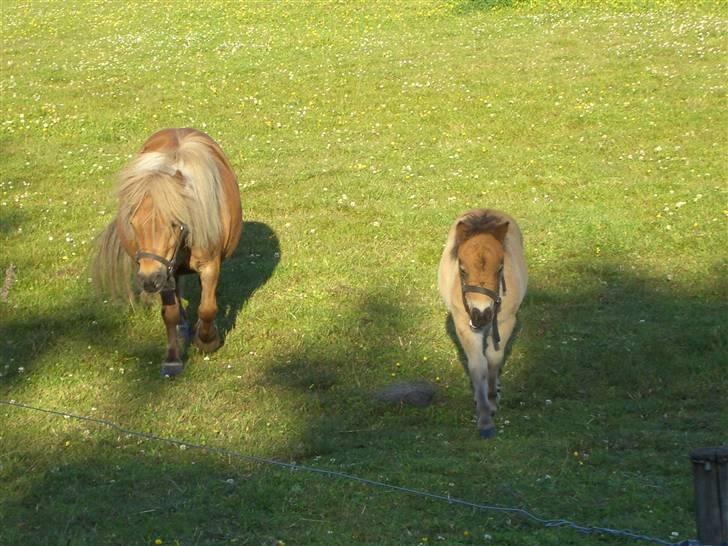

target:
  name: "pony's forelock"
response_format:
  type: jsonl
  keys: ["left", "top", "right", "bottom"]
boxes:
{"left": 451, "top": 210, "right": 503, "bottom": 259}
{"left": 115, "top": 134, "right": 225, "bottom": 250}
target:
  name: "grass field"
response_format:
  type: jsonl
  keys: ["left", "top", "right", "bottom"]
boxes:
{"left": 1, "top": 1, "right": 726, "bottom": 545}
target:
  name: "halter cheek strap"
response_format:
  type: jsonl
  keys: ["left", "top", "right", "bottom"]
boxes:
{"left": 460, "top": 264, "right": 507, "bottom": 350}
{"left": 134, "top": 224, "right": 189, "bottom": 293}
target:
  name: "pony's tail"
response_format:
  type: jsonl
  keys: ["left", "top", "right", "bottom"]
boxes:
{"left": 91, "top": 218, "right": 134, "bottom": 302}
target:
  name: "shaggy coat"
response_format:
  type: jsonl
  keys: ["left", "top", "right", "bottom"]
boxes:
{"left": 93, "top": 128, "right": 242, "bottom": 376}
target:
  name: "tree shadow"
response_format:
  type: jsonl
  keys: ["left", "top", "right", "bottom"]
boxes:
{"left": 0, "top": 302, "right": 126, "bottom": 391}
{"left": 0, "top": 448, "right": 297, "bottom": 545}
{"left": 259, "top": 259, "right": 727, "bottom": 459}
{"left": 3, "top": 260, "right": 727, "bottom": 544}
{"left": 507, "top": 262, "right": 727, "bottom": 414}
{"left": 0, "top": 221, "right": 280, "bottom": 391}
{"left": 260, "top": 288, "right": 441, "bottom": 458}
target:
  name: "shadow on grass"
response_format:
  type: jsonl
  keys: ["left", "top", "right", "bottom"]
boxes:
{"left": 0, "top": 220, "right": 279, "bottom": 390}
{"left": 0, "top": 303, "right": 123, "bottom": 390}
{"left": 0, "top": 208, "right": 23, "bottom": 236}
{"left": 181, "top": 220, "right": 280, "bottom": 345}
{"left": 3, "top": 261, "right": 727, "bottom": 544}
{"left": 260, "top": 287, "right": 442, "bottom": 457}
{"left": 511, "top": 262, "right": 726, "bottom": 413}
{"left": 257, "top": 260, "right": 727, "bottom": 465}
{"left": 0, "top": 449, "right": 291, "bottom": 545}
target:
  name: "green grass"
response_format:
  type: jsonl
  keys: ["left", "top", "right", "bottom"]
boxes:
{"left": 1, "top": 1, "right": 726, "bottom": 544}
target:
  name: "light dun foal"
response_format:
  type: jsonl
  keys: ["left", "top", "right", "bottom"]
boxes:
{"left": 438, "top": 209, "right": 527, "bottom": 438}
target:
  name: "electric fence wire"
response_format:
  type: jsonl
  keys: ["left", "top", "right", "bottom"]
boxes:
{"left": 0, "top": 400, "right": 699, "bottom": 546}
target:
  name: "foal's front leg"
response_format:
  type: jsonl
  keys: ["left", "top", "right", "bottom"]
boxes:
{"left": 193, "top": 258, "right": 221, "bottom": 352}
{"left": 484, "top": 314, "right": 517, "bottom": 415}
{"left": 454, "top": 309, "right": 495, "bottom": 439}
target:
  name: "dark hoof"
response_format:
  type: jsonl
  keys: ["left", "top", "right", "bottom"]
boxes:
{"left": 193, "top": 321, "right": 221, "bottom": 353}
{"left": 161, "top": 361, "right": 184, "bottom": 378}
{"left": 479, "top": 427, "right": 496, "bottom": 439}
{"left": 193, "top": 334, "right": 221, "bottom": 353}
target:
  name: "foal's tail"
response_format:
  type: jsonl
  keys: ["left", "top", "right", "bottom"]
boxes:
{"left": 91, "top": 218, "right": 133, "bottom": 302}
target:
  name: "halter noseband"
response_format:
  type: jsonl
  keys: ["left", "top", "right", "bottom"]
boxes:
{"left": 460, "top": 262, "right": 507, "bottom": 350}
{"left": 134, "top": 224, "right": 189, "bottom": 293}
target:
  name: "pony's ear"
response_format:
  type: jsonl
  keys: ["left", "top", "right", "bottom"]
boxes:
{"left": 492, "top": 221, "right": 509, "bottom": 244}
{"left": 455, "top": 220, "right": 469, "bottom": 247}
{"left": 173, "top": 170, "right": 185, "bottom": 186}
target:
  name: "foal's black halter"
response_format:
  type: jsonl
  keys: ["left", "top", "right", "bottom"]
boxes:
{"left": 460, "top": 262, "right": 507, "bottom": 350}
{"left": 134, "top": 224, "right": 189, "bottom": 295}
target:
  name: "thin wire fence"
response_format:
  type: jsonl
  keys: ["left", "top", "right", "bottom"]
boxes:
{"left": 0, "top": 399, "right": 699, "bottom": 546}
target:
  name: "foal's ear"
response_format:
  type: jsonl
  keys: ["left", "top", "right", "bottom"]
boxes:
{"left": 455, "top": 220, "right": 469, "bottom": 247}
{"left": 492, "top": 221, "right": 509, "bottom": 244}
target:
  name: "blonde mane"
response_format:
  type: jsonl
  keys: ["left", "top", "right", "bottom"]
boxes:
{"left": 117, "top": 133, "right": 226, "bottom": 250}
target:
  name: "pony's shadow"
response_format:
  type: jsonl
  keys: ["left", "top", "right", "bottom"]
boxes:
{"left": 182, "top": 221, "right": 280, "bottom": 345}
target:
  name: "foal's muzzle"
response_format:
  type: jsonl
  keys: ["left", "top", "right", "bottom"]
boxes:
{"left": 469, "top": 306, "right": 493, "bottom": 331}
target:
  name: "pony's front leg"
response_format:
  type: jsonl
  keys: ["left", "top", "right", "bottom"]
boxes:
{"left": 455, "top": 311, "right": 495, "bottom": 439}
{"left": 160, "top": 289, "right": 184, "bottom": 377}
{"left": 193, "top": 259, "right": 221, "bottom": 353}
{"left": 484, "top": 315, "right": 517, "bottom": 415}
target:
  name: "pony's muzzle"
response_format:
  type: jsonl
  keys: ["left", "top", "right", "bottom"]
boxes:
{"left": 137, "top": 270, "right": 166, "bottom": 293}
{"left": 469, "top": 306, "right": 493, "bottom": 331}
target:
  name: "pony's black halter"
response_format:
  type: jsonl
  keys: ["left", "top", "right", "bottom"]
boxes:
{"left": 134, "top": 224, "right": 189, "bottom": 294}
{"left": 460, "top": 262, "right": 507, "bottom": 350}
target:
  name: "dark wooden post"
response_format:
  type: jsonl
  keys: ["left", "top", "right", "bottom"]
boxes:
{"left": 690, "top": 447, "right": 728, "bottom": 546}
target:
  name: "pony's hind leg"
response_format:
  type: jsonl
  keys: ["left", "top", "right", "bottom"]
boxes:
{"left": 454, "top": 311, "right": 496, "bottom": 439}
{"left": 160, "top": 288, "right": 185, "bottom": 377}
{"left": 193, "top": 259, "right": 221, "bottom": 352}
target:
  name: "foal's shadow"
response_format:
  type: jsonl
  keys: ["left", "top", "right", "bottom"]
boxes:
{"left": 183, "top": 221, "right": 280, "bottom": 344}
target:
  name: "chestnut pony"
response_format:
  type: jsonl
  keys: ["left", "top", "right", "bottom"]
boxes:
{"left": 438, "top": 209, "right": 527, "bottom": 438}
{"left": 93, "top": 128, "right": 242, "bottom": 376}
